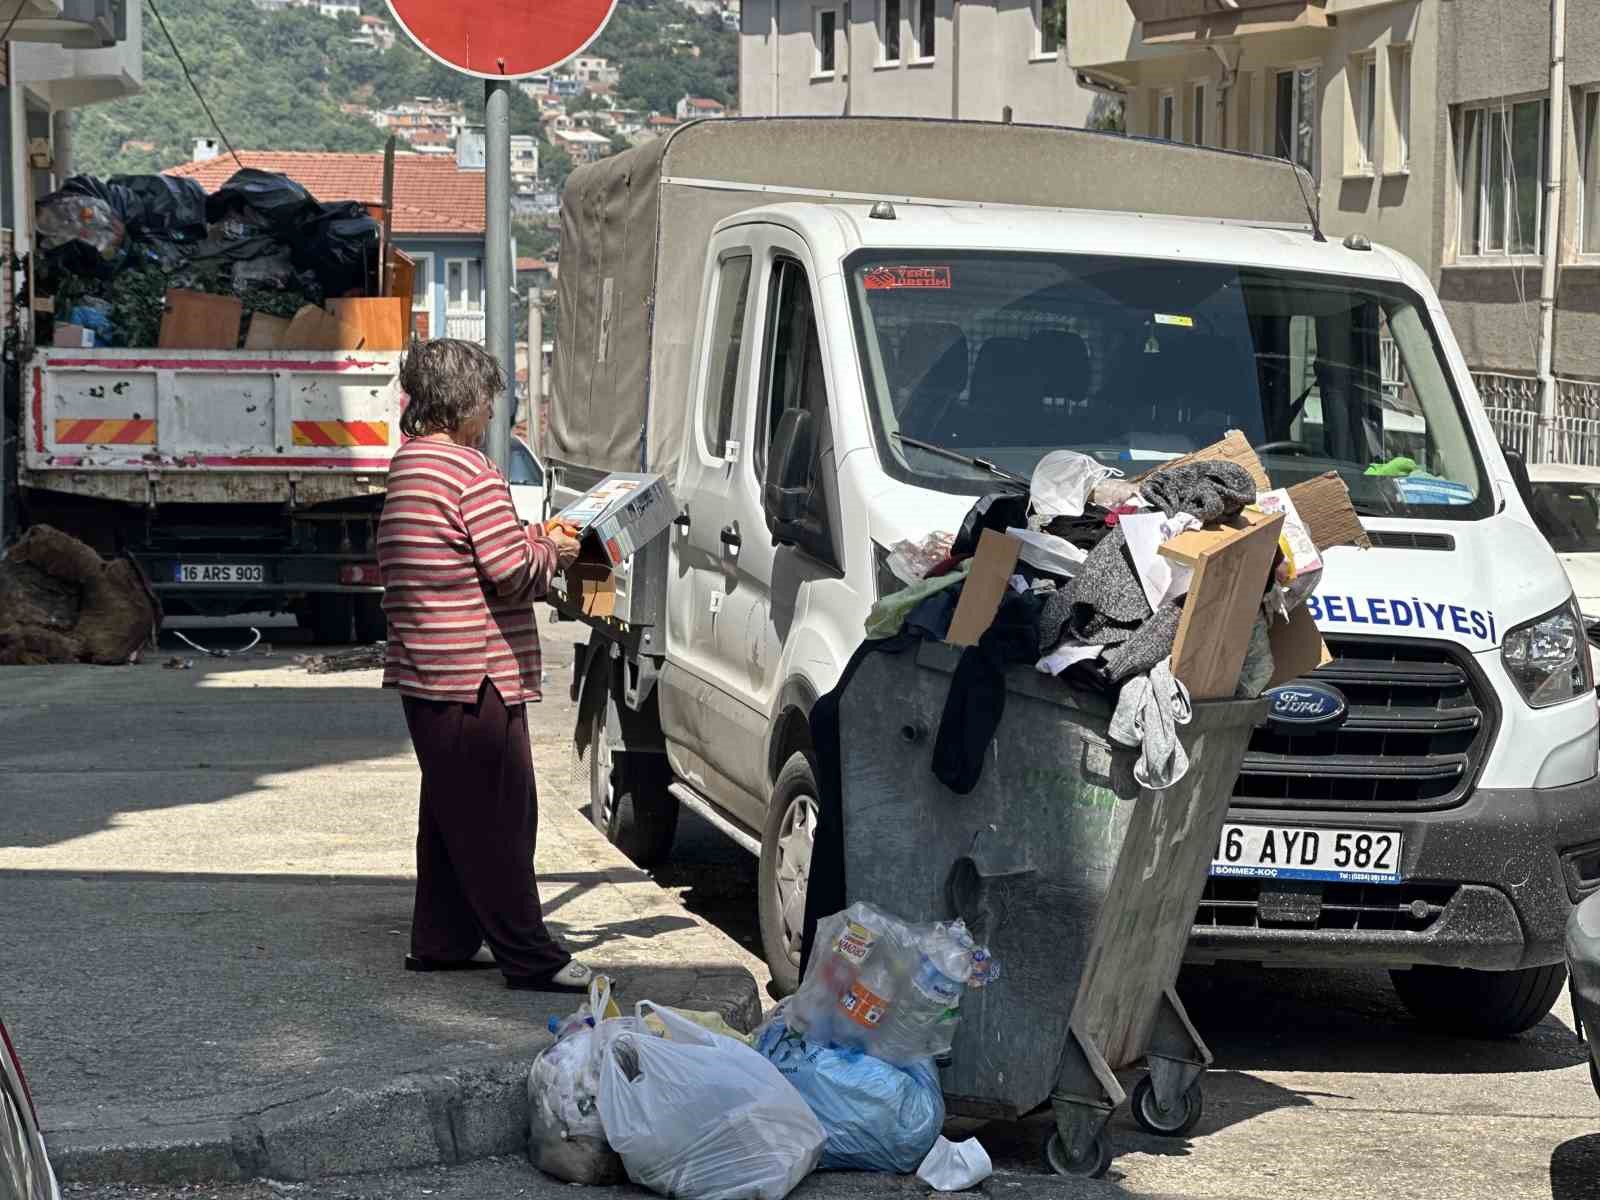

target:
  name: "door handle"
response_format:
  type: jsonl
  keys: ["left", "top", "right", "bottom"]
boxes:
{"left": 720, "top": 524, "right": 742, "bottom": 551}
{"left": 674, "top": 507, "right": 691, "bottom": 531}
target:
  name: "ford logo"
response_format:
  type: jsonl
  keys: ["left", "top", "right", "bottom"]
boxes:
{"left": 1263, "top": 681, "right": 1348, "bottom": 731}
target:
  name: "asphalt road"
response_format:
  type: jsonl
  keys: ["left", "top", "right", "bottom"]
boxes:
{"left": 38, "top": 615, "right": 1600, "bottom": 1199}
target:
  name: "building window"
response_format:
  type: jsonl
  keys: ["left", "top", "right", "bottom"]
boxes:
{"left": 1033, "top": 0, "right": 1060, "bottom": 58}
{"left": 1389, "top": 45, "right": 1411, "bottom": 170}
{"left": 1580, "top": 89, "right": 1600, "bottom": 255}
{"left": 1192, "top": 82, "right": 1207, "bottom": 145}
{"left": 878, "top": 0, "right": 901, "bottom": 64}
{"left": 813, "top": 8, "right": 837, "bottom": 76}
{"left": 1158, "top": 90, "right": 1176, "bottom": 141}
{"left": 1457, "top": 98, "right": 1548, "bottom": 257}
{"left": 1275, "top": 66, "right": 1319, "bottom": 178}
{"left": 1352, "top": 52, "right": 1377, "bottom": 171}
{"left": 913, "top": 0, "right": 934, "bottom": 60}
{"left": 409, "top": 253, "right": 432, "bottom": 315}
{"left": 701, "top": 254, "right": 752, "bottom": 459}
{"left": 446, "top": 258, "right": 484, "bottom": 312}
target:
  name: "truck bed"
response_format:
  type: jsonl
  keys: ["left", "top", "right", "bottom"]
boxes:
{"left": 20, "top": 347, "right": 404, "bottom": 507}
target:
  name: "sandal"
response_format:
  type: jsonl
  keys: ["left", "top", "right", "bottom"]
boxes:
{"left": 405, "top": 946, "right": 496, "bottom": 972}
{"left": 505, "top": 960, "right": 593, "bottom": 993}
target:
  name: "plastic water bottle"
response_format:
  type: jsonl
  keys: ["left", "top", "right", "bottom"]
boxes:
{"left": 790, "top": 915, "right": 880, "bottom": 1044}
{"left": 874, "top": 923, "right": 977, "bottom": 1065}
{"left": 833, "top": 949, "right": 899, "bottom": 1055}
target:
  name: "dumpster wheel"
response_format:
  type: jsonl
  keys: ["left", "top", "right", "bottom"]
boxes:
{"left": 1044, "top": 1131, "right": 1111, "bottom": 1179}
{"left": 1131, "top": 1075, "right": 1203, "bottom": 1137}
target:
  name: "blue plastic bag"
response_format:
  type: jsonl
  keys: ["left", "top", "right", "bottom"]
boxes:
{"left": 756, "top": 1020, "right": 944, "bottom": 1173}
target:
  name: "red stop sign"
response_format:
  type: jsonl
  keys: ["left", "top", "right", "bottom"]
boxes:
{"left": 385, "top": 0, "right": 618, "bottom": 79}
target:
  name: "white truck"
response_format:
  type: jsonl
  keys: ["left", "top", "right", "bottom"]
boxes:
{"left": 548, "top": 117, "right": 1600, "bottom": 1036}
{"left": 17, "top": 347, "right": 404, "bottom": 642}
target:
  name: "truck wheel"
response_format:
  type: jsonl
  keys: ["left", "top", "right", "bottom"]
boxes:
{"left": 758, "top": 752, "right": 818, "bottom": 997}
{"left": 1389, "top": 963, "right": 1567, "bottom": 1037}
{"left": 588, "top": 704, "right": 678, "bottom": 867}
{"left": 310, "top": 595, "right": 354, "bottom": 644}
{"left": 353, "top": 595, "right": 387, "bottom": 644}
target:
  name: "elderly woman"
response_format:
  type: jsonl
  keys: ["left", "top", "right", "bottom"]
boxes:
{"left": 378, "top": 338, "right": 590, "bottom": 993}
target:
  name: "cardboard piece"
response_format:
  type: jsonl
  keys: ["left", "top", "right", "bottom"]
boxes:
{"left": 946, "top": 530, "right": 1023, "bottom": 647}
{"left": 52, "top": 323, "right": 92, "bottom": 348}
{"left": 244, "top": 313, "right": 291, "bottom": 350}
{"left": 1285, "top": 471, "right": 1371, "bottom": 551}
{"left": 159, "top": 289, "right": 243, "bottom": 350}
{"left": 329, "top": 297, "right": 408, "bottom": 351}
{"left": 1163, "top": 512, "right": 1285, "bottom": 699}
{"left": 1136, "top": 430, "right": 1269, "bottom": 494}
{"left": 1267, "top": 604, "right": 1334, "bottom": 687}
{"left": 556, "top": 472, "right": 677, "bottom": 569}
{"left": 283, "top": 304, "right": 351, "bottom": 351}
{"left": 1157, "top": 509, "right": 1276, "bottom": 569}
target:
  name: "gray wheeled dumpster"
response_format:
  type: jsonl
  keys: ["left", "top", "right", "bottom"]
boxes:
{"left": 836, "top": 641, "right": 1265, "bottom": 1177}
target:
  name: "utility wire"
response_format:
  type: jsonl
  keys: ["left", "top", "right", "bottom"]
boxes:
{"left": 145, "top": 0, "right": 245, "bottom": 170}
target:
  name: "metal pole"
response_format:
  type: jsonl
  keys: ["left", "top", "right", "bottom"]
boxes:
{"left": 528, "top": 291, "right": 544, "bottom": 458}
{"left": 485, "top": 78, "right": 513, "bottom": 473}
{"left": 1535, "top": 0, "right": 1566, "bottom": 464}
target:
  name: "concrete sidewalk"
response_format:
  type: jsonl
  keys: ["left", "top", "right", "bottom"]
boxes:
{"left": 0, "top": 629, "right": 762, "bottom": 1184}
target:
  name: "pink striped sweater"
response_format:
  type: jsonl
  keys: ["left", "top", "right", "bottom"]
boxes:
{"left": 377, "top": 437, "right": 556, "bottom": 703}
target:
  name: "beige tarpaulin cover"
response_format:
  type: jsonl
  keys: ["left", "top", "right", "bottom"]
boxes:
{"left": 551, "top": 117, "right": 1317, "bottom": 485}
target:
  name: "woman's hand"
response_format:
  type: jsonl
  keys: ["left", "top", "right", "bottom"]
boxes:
{"left": 547, "top": 528, "right": 581, "bottom": 571}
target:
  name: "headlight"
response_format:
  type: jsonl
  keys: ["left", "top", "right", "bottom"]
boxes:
{"left": 1502, "top": 598, "right": 1595, "bottom": 707}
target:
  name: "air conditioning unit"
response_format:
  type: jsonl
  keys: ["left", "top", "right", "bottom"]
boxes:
{"left": 9, "top": 0, "right": 124, "bottom": 49}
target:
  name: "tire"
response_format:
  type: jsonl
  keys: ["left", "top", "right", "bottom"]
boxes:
{"left": 1131, "top": 1075, "right": 1204, "bottom": 1137}
{"left": 587, "top": 702, "right": 678, "bottom": 867}
{"left": 1389, "top": 962, "right": 1567, "bottom": 1038}
{"left": 310, "top": 594, "right": 353, "bottom": 644}
{"left": 1043, "top": 1131, "right": 1111, "bottom": 1179}
{"left": 758, "top": 752, "right": 820, "bottom": 998}
{"left": 354, "top": 595, "right": 387, "bottom": 644}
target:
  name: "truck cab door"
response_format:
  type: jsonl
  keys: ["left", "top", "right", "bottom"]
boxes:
{"left": 663, "top": 227, "right": 844, "bottom": 827}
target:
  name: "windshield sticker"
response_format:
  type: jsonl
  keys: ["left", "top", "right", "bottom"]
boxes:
{"left": 1394, "top": 476, "right": 1475, "bottom": 506}
{"left": 864, "top": 265, "right": 952, "bottom": 291}
{"left": 1304, "top": 594, "right": 1498, "bottom": 645}
{"left": 1154, "top": 313, "right": 1194, "bottom": 328}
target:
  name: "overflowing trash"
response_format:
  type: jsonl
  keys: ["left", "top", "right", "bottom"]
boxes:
{"left": 869, "top": 431, "right": 1369, "bottom": 792}
{"left": 35, "top": 167, "right": 390, "bottom": 351}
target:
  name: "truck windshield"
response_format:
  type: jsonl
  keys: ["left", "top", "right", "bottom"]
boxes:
{"left": 846, "top": 251, "right": 1491, "bottom": 518}
{"left": 1530, "top": 482, "right": 1600, "bottom": 552}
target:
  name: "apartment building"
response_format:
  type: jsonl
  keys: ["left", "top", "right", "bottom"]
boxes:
{"left": 1069, "top": 0, "right": 1600, "bottom": 459}
{"left": 739, "top": 0, "right": 1095, "bottom": 125}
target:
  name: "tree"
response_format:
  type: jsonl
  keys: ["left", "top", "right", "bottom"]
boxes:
{"left": 1087, "top": 96, "right": 1126, "bottom": 134}
{"left": 540, "top": 146, "right": 575, "bottom": 191}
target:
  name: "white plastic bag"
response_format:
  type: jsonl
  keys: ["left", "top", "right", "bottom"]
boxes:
{"left": 528, "top": 976, "right": 625, "bottom": 1184}
{"left": 1030, "top": 450, "right": 1118, "bottom": 520}
{"left": 916, "top": 1136, "right": 993, "bottom": 1191}
{"left": 595, "top": 1001, "right": 825, "bottom": 1200}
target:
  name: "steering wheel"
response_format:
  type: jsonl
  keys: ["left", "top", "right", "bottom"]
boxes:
{"left": 1254, "top": 440, "right": 1316, "bottom": 457}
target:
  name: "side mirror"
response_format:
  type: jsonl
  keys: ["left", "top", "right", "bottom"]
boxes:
{"left": 764, "top": 408, "right": 817, "bottom": 545}
{"left": 1501, "top": 443, "right": 1536, "bottom": 512}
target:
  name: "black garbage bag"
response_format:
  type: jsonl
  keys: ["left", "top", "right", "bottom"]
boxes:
{"left": 109, "top": 174, "right": 207, "bottom": 239}
{"left": 291, "top": 201, "right": 379, "bottom": 298}
{"left": 206, "top": 168, "right": 318, "bottom": 230}
{"left": 59, "top": 174, "right": 136, "bottom": 219}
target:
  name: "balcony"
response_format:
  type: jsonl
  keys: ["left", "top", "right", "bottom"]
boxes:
{"left": 11, "top": 0, "right": 141, "bottom": 108}
{"left": 1124, "top": 0, "right": 1328, "bottom": 44}
{"left": 10, "top": 0, "right": 125, "bottom": 49}
{"left": 445, "top": 312, "right": 487, "bottom": 343}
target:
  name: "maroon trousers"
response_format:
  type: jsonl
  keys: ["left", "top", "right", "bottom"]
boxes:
{"left": 401, "top": 681, "right": 570, "bottom": 980}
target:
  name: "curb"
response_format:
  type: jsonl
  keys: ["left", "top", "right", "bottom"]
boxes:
{"left": 51, "top": 976, "right": 763, "bottom": 1185}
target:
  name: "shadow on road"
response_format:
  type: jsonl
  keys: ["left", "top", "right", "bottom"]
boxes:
{"left": 1178, "top": 963, "right": 1588, "bottom": 1077}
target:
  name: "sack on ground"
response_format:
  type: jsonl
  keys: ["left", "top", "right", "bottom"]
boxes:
{"left": 755, "top": 1020, "right": 944, "bottom": 1173}
{"left": 527, "top": 1025, "right": 625, "bottom": 1185}
{"left": 595, "top": 1001, "right": 825, "bottom": 1200}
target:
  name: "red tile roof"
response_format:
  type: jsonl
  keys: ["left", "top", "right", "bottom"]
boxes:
{"left": 684, "top": 97, "right": 723, "bottom": 110}
{"left": 167, "top": 151, "right": 486, "bottom": 236}
{"left": 516, "top": 257, "right": 551, "bottom": 271}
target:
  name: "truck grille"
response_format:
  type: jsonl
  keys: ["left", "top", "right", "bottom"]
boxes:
{"left": 1196, "top": 878, "right": 1458, "bottom": 932}
{"left": 1234, "top": 636, "right": 1497, "bottom": 812}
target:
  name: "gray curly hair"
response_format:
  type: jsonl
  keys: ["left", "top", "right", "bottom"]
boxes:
{"left": 398, "top": 338, "right": 504, "bottom": 439}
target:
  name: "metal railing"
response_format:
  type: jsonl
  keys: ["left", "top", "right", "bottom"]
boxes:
{"left": 1474, "top": 370, "right": 1600, "bottom": 465}
{"left": 445, "top": 312, "right": 487, "bottom": 343}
